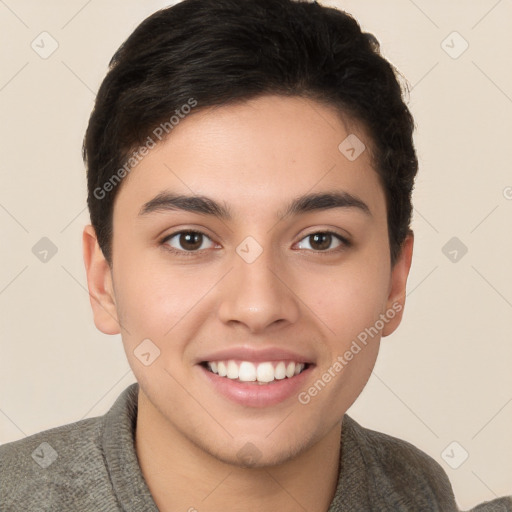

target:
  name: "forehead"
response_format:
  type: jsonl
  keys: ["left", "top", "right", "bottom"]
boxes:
{"left": 113, "top": 95, "right": 385, "bottom": 220}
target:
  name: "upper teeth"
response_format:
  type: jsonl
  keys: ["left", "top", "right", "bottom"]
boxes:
{"left": 207, "top": 360, "right": 306, "bottom": 383}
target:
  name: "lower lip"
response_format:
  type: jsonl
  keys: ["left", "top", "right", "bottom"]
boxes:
{"left": 199, "top": 365, "right": 313, "bottom": 408}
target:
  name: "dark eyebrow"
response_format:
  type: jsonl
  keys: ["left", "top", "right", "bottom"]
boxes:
{"left": 278, "top": 191, "right": 371, "bottom": 219}
{"left": 139, "top": 192, "right": 232, "bottom": 219}
{"left": 138, "top": 191, "right": 371, "bottom": 219}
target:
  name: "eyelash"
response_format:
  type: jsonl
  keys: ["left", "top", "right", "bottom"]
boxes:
{"left": 160, "top": 230, "right": 351, "bottom": 257}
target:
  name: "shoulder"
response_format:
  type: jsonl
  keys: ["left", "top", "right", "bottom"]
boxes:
{"left": 467, "top": 497, "right": 512, "bottom": 512}
{"left": 0, "top": 415, "right": 115, "bottom": 511}
{"left": 343, "top": 415, "right": 459, "bottom": 511}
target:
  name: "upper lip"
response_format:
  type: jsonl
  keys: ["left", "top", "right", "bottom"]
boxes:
{"left": 196, "top": 346, "right": 315, "bottom": 365}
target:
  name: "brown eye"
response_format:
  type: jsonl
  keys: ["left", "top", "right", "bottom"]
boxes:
{"left": 296, "top": 231, "right": 348, "bottom": 252}
{"left": 180, "top": 232, "right": 203, "bottom": 250}
{"left": 163, "top": 231, "right": 214, "bottom": 252}
{"left": 309, "top": 233, "right": 332, "bottom": 251}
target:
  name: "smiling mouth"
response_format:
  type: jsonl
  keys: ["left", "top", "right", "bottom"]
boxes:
{"left": 201, "top": 360, "right": 311, "bottom": 384}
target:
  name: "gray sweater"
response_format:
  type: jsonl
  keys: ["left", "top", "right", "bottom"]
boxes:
{"left": 1, "top": 383, "right": 510, "bottom": 511}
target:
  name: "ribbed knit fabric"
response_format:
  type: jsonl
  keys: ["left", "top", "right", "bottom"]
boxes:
{"left": 1, "top": 382, "right": 510, "bottom": 511}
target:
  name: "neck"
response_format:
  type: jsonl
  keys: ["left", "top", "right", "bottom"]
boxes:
{"left": 135, "top": 391, "right": 342, "bottom": 512}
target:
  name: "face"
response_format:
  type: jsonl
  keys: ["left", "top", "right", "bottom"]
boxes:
{"left": 84, "top": 95, "right": 412, "bottom": 467}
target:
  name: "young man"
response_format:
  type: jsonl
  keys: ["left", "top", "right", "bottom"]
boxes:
{"left": 1, "top": 1, "right": 510, "bottom": 511}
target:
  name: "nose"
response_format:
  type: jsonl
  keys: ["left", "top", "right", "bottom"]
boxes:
{"left": 217, "top": 248, "right": 300, "bottom": 334}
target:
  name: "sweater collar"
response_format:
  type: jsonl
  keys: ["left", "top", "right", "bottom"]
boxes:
{"left": 102, "top": 382, "right": 159, "bottom": 511}
{"left": 101, "top": 382, "right": 362, "bottom": 512}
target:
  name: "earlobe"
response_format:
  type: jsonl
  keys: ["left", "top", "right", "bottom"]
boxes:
{"left": 382, "top": 232, "right": 414, "bottom": 337}
{"left": 82, "top": 225, "right": 121, "bottom": 335}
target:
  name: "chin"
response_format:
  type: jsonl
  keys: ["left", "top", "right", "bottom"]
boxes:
{"left": 201, "top": 425, "right": 319, "bottom": 469}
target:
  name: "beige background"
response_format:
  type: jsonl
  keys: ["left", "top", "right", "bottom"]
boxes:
{"left": 0, "top": 0, "right": 511, "bottom": 509}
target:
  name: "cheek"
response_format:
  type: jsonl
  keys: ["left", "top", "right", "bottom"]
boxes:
{"left": 112, "top": 255, "right": 190, "bottom": 342}
{"left": 113, "top": 267, "right": 193, "bottom": 386}
{"left": 112, "top": 255, "right": 222, "bottom": 368}
{"left": 301, "top": 256, "right": 390, "bottom": 345}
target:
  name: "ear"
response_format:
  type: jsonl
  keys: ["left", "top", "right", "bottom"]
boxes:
{"left": 82, "top": 224, "right": 120, "bottom": 335}
{"left": 382, "top": 231, "right": 414, "bottom": 337}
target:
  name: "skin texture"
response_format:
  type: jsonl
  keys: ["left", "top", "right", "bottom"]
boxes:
{"left": 83, "top": 95, "right": 414, "bottom": 512}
